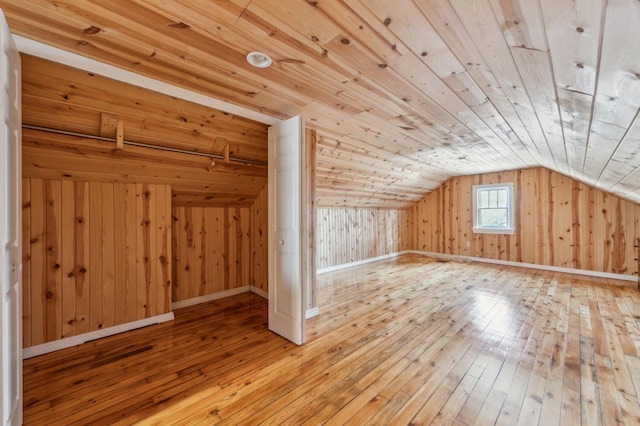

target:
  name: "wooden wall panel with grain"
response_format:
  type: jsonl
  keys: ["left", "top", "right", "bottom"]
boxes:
{"left": 22, "top": 129, "right": 267, "bottom": 208}
{"left": 22, "top": 179, "right": 32, "bottom": 348}
{"left": 250, "top": 185, "right": 268, "bottom": 293}
{"left": 414, "top": 167, "right": 640, "bottom": 276}
{"left": 172, "top": 204, "right": 258, "bottom": 302}
{"left": 22, "top": 55, "right": 269, "bottom": 163}
{"left": 21, "top": 179, "right": 172, "bottom": 348}
{"left": 316, "top": 207, "right": 414, "bottom": 269}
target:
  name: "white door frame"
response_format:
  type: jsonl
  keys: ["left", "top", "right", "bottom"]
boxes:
{"left": 0, "top": 9, "right": 22, "bottom": 425}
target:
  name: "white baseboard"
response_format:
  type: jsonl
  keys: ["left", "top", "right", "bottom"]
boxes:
{"left": 305, "top": 307, "right": 320, "bottom": 319}
{"left": 406, "top": 250, "right": 637, "bottom": 283}
{"left": 22, "top": 312, "right": 175, "bottom": 359}
{"left": 172, "top": 286, "right": 251, "bottom": 310}
{"left": 317, "top": 252, "right": 404, "bottom": 275}
{"left": 250, "top": 286, "right": 268, "bottom": 299}
{"left": 316, "top": 250, "right": 637, "bottom": 283}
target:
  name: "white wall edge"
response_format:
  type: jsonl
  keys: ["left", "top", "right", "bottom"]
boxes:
{"left": 405, "top": 250, "right": 638, "bottom": 283}
{"left": 317, "top": 252, "right": 404, "bottom": 275}
{"left": 305, "top": 307, "right": 320, "bottom": 319}
{"left": 14, "top": 35, "right": 280, "bottom": 126}
{"left": 22, "top": 312, "right": 175, "bottom": 359}
{"left": 172, "top": 286, "right": 250, "bottom": 310}
{"left": 250, "top": 286, "right": 268, "bottom": 299}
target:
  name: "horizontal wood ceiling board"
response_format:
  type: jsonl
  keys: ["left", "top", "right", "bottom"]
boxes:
{"left": 5, "top": 0, "right": 640, "bottom": 206}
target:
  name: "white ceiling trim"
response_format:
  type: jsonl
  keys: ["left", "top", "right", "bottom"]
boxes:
{"left": 14, "top": 35, "right": 281, "bottom": 126}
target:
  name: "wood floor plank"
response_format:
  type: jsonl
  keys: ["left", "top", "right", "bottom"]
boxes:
{"left": 22, "top": 254, "right": 640, "bottom": 425}
{"left": 579, "top": 284, "right": 604, "bottom": 426}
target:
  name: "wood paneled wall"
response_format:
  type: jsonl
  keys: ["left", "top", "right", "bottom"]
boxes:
{"left": 250, "top": 185, "right": 268, "bottom": 293}
{"left": 172, "top": 205, "right": 250, "bottom": 300}
{"left": 22, "top": 179, "right": 172, "bottom": 348}
{"left": 22, "top": 129, "right": 266, "bottom": 207}
{"left": 412, "top": 167, "right": 640, "bottom": 276}
{"left": 316, "top": 208, "right": 414, "bottom": 270}
{"left": 21, "top": 55, "right": 268, "bottom": 207}
{"left": 172, "top": 185, "right": 268, "bottom": 301}
{"left": 20, "top": 54, "right": 270, "bottom": 348}
{"left": 22, "top": 55, "right": 268, "bottom": 164}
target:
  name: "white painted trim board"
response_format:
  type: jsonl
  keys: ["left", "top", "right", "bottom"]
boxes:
{"left": 318, "top": 250, "right": 637, "bottom": 283}
{"left": 317, "top": 252, "right": 404, "bottom": 275}
{"left": 172, "top": 286, "right": 251, "bottom": 310}
{"left": 22, "top": 312, "right": 175, "bottom": 359}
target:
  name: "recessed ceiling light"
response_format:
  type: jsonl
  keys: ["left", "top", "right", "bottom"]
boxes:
{"left": 246, "top": 51, "right": 272, "bottom": 68}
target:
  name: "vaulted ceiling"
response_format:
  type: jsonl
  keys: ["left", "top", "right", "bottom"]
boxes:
{"left": 2, "top": 0, "right": 640, "bottom": 208}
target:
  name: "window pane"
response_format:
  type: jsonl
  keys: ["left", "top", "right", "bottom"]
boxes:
{"left": 478, "top": 208, "right": 508, "bottom": 227}
{"left": 489, "top": 189, "right": 497, "bottom": 207}
{"left": 497, "top": 189, "right": 507, "bottom": 207}
{"left": 479, "top": 190, "right": 489, "bottom": 207}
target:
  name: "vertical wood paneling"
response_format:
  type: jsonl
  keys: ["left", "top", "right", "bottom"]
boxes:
{"left": 30, "top": 179, "right": 45, "bottom": 346}
{"left": 113, "top": 183, "right": 127, "bottom": 325}
{"left": 315, "top": 207, "right": 414, "bottom": 269}
{"left": 22, "top": 179, "right": 172, "bottom": 348}
{"left": 45, "top": 180, "right": 62, "bottom": 341}
{"left": 414, "top": 167, "right": 640, "bottom": 276}
{"left": 239, "top": 208, "right": 251, "bottom": 287}
{"left": 124, "top": 184, "right": 138, "bottom": 323}
{"left": 136, "top": 184, "right": 150, "bottom": 318}
{"left": 89, "top": 182, "right": 104, "bottom": 331}
{"left": 75, "top": 181, "right": 90, "bottom": 334}
{"left": 251, "top": 185, "right": 268, "bottom": 292}
{"left": 102, "top": 183, "right": 116, "bottom": 328}
{"left": 22, "top": 179, "right": 32, "bottom": 347}
{"left": 226, "top": 209, "right": 237, "bottom": 290}
{"left": 172, "top": 201, "right": 263, "bottom": 302}
{"left": 159, "top": 186, "right": 172, "bottom": 314}
{"left": 212, "top": 208, "right": 226, "bottom": 294}
{"left": 61, "top": 180, "right": 76, "bottom": 338}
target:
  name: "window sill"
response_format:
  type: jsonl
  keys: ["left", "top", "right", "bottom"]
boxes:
{"left": 472, "top": 227, "right": 515, "bottom": 235}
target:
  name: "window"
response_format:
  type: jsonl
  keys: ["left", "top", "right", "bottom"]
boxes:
{"left": 472, "top": 183, "right": 514, "bottom": 234}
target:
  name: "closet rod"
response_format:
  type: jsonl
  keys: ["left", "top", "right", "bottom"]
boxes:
{"left": 22, "top": 124, "right": 268, "bottom": 166}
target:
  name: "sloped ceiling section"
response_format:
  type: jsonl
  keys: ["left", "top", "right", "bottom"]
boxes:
{"left": 2, "top": 0, "right": 640, "bottom": 208}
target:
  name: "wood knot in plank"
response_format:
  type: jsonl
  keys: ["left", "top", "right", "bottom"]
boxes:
{"left": 169, "top": 22, "right": 191, "bottom": 29}
{"left": 83, "top": 26, "right": 101, "bottom": 35}
{"left": 279, "top": 58, "right": 306, "bottom": 65}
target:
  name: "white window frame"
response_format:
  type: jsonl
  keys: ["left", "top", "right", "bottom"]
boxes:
{"left": 472, "top": 182, "right": 515, "bottom": 235}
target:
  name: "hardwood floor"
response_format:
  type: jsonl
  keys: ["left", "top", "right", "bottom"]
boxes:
{"left": 23, "top": 254, "right": 640, "bottom": 425}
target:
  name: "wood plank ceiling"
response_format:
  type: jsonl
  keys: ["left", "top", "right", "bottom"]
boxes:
{"left": 2, "top": 0, "right": 640, "bottom": 208}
